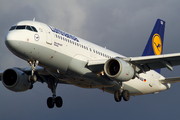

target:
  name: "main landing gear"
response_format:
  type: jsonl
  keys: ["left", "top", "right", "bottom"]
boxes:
{"left": 46, "top": 78, "right": 63, "bottom": 108}
{"left": 114, "top": 86, "right": 130, "bottom": 102}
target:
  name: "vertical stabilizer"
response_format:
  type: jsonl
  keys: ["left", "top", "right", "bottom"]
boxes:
{"left": 142, "top": 19, "right": 165, "bottom": 73}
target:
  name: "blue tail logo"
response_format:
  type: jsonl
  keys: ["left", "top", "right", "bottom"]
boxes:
{"left": 142, "top": 19, "right": 165, "bottom": 73}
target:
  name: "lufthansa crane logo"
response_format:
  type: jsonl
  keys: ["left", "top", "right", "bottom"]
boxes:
{"left": 152, "top": 33, "right": 162, "bottom": 55}
{"left": 34, "top": 34, "right": 40, "bottom": 41}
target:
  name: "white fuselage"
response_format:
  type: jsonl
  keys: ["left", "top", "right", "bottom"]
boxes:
{"left": 5, "top": 20, "right": 170, "bottom": 96}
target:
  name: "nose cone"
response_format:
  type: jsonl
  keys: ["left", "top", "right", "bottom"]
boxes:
{"left": 5, "top": 31, "right": 20, "bottom": 53}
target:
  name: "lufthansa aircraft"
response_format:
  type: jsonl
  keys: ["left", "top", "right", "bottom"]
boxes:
{"left": 2, "top": 19, "right": 180, "bottom": 108}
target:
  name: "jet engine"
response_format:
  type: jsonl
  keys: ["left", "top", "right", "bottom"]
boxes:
{"left": 104, "top": 58, "right": 135, "bottom": 82}
{"left": 2, "top": 68, "right": 31, "bottom": 92}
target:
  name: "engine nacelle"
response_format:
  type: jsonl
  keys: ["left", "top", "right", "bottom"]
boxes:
{"left": 2, "top": 68, "right": 31, "bottom": 92}
{"left": 104, "top": 58, "right": 135, "bottom": 81}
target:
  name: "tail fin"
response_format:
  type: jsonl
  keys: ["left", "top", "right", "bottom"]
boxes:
{"left": 142, "top": 19, "right": 165, "bottom": 73}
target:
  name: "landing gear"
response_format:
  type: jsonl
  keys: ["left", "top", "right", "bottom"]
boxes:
{"left": 114, "top": 90, "right": 130, "bottom": 102}
{"left": 28, "top": 60, "right": 39, "bottom": 77}
{"left": 27, "top": 60, "right": 63, "bottom": 108}
{"left": 46, "top": 78, "right": 63, "bottom": 108}
{"left": 47, "top": 96, "right": 63, "bottom": 108}
{"left": 55, "top": 96, "right": 63, "bottom": 108}
{"left": 28, "top": 60, "right": 39, "bottom": 89}
{"left": 47, "top": 97, "right": 54, "bottom": 108}
{"left": 122, "top": 90, "right": 130, "bottom": 101}
{"left": 114, "top": 90, "right": 122, "bottom": 102}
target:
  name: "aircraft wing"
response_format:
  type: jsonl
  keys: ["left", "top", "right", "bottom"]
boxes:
{"left": 87, "top": 59, "right": 106, "bottom": 73}
{"left": 159, "top": 77, "right": 180, "bottom": 84}
{"left": 87, "top": 53, "right": 180, "bottom": 74}
{"left": 124, "top": 53, "right": 180, "bottom": 73}
{"left": 0, "top": 66, "right": 69, "bottom": 84}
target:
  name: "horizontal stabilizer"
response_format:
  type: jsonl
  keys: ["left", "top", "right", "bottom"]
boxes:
{"left": 159, "top": 77, "right": 180, "bottom": 84}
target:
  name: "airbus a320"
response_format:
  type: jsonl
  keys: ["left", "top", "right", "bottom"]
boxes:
{"left": 2, "top": 19, "right": 180, "bottom": 108}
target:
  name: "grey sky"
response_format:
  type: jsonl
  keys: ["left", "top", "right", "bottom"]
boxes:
{"left": 0, "top": 0, "right": 180, "bottom": 120}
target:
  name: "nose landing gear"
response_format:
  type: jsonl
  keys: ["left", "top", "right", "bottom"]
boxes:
{"left": 28, "top": 60, "right": 39, "bottom": 89}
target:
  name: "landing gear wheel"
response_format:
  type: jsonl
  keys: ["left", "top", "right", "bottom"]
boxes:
{"left": 55, "top": 96, "right": 63, "bottom": 108}
{"left": 28, "top": 74, "right": 37, "bottom": 83}
{"left": 29, "top": 84, "right": 33, "bottom": 90}
{"left": 114, "top": 91, "right": 122, "bottom": 102}
{"left": 47, "top": 97, "right": 54, "bottom": 108}
{"left": 46, "top": 77, "right": 63, "bottom": 108}
{"left": 28, "top": 75, "right": 37, "bottom": 90}
{"left": 122, "top": 90, "right": 130, "bottom": 101}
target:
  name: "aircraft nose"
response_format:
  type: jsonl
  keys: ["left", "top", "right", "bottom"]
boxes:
{"left": 5, "top": 32, "right": 14, "bottom": 42}
{"left": 5, "top": 31, "right": 20, "bottom": 51}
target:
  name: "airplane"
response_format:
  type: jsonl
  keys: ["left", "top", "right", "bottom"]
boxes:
{"left": 2, "top": 18, "right": 180, "bottom": 109}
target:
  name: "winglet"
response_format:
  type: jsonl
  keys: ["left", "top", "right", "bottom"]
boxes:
{"left": 142, "top": 19, "right": 165, "bottom": 73}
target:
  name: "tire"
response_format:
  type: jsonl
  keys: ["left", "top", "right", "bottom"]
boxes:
{"left": 32, "top": 74, "right": 37, "bottom": 82}
{"left": 55, "top": 96, "right": 63, "bottom": 108}
{"left": 114, "top": 91, "right": 121, "bottom": 102}
{"left": 47, "top": 97, "right": 54, "bottom": 108}
{"left": 122, "top": 90, "right": 130, "bottom": 101}
{"left": 28, "top": 75, "right": 37, "bottom": 83}
{"left": 29, "top": 84, "right": 33, "bottom": 89}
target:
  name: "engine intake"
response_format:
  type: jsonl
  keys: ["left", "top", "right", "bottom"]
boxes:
{"left": 2, "top": 68, "right": 31, "bottom": 92}
{"left": 104, "top": 58, "right": 135, "bottom": 81}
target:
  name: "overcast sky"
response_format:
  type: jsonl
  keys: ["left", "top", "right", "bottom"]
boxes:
{"left": 1, "top": 0, "right": 180, "bottom": 120}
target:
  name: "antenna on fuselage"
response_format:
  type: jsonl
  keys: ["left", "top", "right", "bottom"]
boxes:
{"left": 33, "top": 18, "right": 35, "bottom": 21}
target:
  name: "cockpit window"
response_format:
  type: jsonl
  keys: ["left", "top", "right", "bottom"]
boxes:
{"left": 31, "top": 26, "right": 38, "bottom": 32}
{"left": 9, "top": 26, "right": 16, "bottom": 31}
{"left": 9, "top": 25, "right": 38, "bottom": 32}
{"left": 26, "top": 26, "right": 33, "bottom": 31}
{"left": 16, "top": 26, "right": 26, "bottom": 30}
